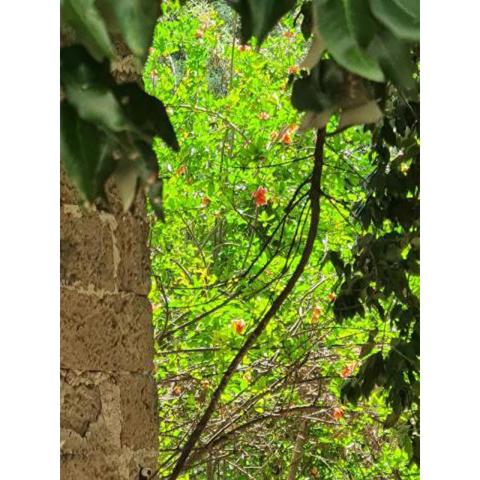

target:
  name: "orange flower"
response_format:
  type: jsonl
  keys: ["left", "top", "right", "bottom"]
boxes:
{"left": 201, "top": 196, "right": 211, "bottom": 207}
{"left": 280, "top": 132, "right": 292, "bottom": 145}
{"left": 258, "top": 112, "right": 270, "bottom": 120}
{"left": 332, "top": 407, "right": 344, "bottom": 421}
{"left": 288, "top": 65, "right": 299, "bottom": 75}
{"left": 311, "top": 306, "right": 322, "bottom": 322}
{"left": 195, "top": 29, "right": 205, "bottom": 39}
{"left": 283, "top": 31, "right": 295, "bottom": 39}
{"left": 327, "top": 293, "right": 337, "bottom": 302}
{"left": 340, "top": 364, "right": 354, "bottom": 378}
{"left": 252, "top": 187, "right": 268, "bottom": 207}
{"left": 232, "top": 319, "right": 246, "bottom": 335}
{"left": 176, "top": 165, "right": 187, "bottom": 175}
{"left": 173, "top": 385, "right": 182, "bottom": 396}
{"left": 238, "top": 44, "right": 251, "bottom": 52}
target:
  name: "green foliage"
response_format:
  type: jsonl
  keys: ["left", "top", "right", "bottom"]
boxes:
{"left": 60, "top": 101, "right": 114, "bottom": 201}
{"left": 97, "top": 0, "right": 160, "bottom": 58}
{"left": 60, "top": 0, "right": 420, "bottom": 477}
{"left": 61, "top": 0, "right": 115, "bottom": 61}
{"left": 144, "top": 1, "right": 419, "bottom": 478}
{"left": 60, "top": 0, "right": 173, "bottom": 212}
{"left": 369, "top": 0, "right": 420, "bottom": 42}
{"left": 61, "top": 46, "right": 128, "bottom": 132}
{"left": 313, "top": 0, "right": 385, "bottom": 82}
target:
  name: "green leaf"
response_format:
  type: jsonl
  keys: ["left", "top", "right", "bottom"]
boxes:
{"left": 114, "top": 83, "right": 179, "bottom": 150}
{"left": 97, "top": 0, "right": 160, "bottom": 58}
{"left": 326, "top": 251, "right": 345, "bottom": 277}
{"left": 291, "top": 62, "right": 342, "bottom": 113}
{"left": 135, "top": 141, "right": 159, "bottom": 183}
{"left": 368, "top": 29, "right": 417, "bottom": 96}
{"left": 340, "top": 378, "right": 362, "bottom": 406}
{"left": 313, "top": 0, "right": 385, "bottom": 82}
{"left": 61, "top": 0, "right": 115, "bottom": 61}
{"left": 359, "top": 352, "right": 385, "bottom": 397}
{"left": 61, "top": 46, "right": 129, "bottom": 132}
{"left": 369, "top": 0, "right": 420, "bottom": 42}
{"left": 291, "top": 74, "right": 334, "bottom": 113}
{"left": 227, "top": 0, "right": 296, "bottom": 45}
{"left": 300, "top": 1, "right": 313, "bottom": 40}
{"left": 345, "top": 0, "right": 378, "bottom": 48}
{"left": 60, "top": 101, "right": 114, "bottom": 202}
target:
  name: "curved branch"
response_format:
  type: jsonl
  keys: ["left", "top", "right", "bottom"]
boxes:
{"left": 167, "top": 129, "right": 326, "bottom": 480}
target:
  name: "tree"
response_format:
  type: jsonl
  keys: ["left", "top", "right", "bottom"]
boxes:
{"left": 61, "top": 1, "right": 420, "bottom": 478}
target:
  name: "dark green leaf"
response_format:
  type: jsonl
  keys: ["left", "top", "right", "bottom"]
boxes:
{"left": 135, "top": 141, "right": 159, "bottom": 183}
{"left": 97, "top": 0, "right": 160, "bottom": 58}
{"left": 359, "top": 352, "right": 385, "bottom": 397}
{"left": 326, "top": 251, "right": 345, "bottom": 277}
{"left": 291, "top": 62, "right": 340, "bottom": 112}
{"left": 61, "top": 46, "right": 129, "bottom": 132}
{"left": 61, "top": 0, "right": 115, "bottom": 61}
{"left": 114, "top": 83, "right": 179, "bottom": 150}
{"left": 369, "top": 0, "right": 420, "bottom": 42}
{"left": 60, "top": 101, "right": 114, "bottom": 202}
{"left": 340, "top": 378, "right": 362, "bottom": 406}
{"left": 368, "top": 29, "right": 417, "bottom": 95}
{"left": 300, "top": 1, "right": 313, "bottom": 39}
{"left": 313, "top": 0, "right": 384, "bottom": 82}
{"left": 227, "top": 0, "right": 296, "bottom": 45}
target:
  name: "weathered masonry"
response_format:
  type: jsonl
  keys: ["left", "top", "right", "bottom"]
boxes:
{"left": 60, "top": 170, "right": 158, "bottom": 479}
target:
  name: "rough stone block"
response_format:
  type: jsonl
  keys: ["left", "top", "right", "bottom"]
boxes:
{"left": 60, "top": 166, "right": 79, "bottom": 205}
{"left": 116, "top": 215, "right": 150, "bottom": 295}
{"left": 61, "top": 378, "right": 101, "bottom": 436}
{"left": 60, "top": 290, "right": 154, "bottom": 372}
{"left": 61, "top": 370, "right": 122, "bottom": 456}
{"left": 119, "top": 374, "right": 158, "bottom": 451}
{"left": 61, "top": 209, "right": 115, "bottom": 291}
{"left": 60, "top": 453, "right": 120, "bottom": 480}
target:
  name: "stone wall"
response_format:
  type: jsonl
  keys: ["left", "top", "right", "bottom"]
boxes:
{"left": 60, "top": 169, "right": 158, "bottom": 479}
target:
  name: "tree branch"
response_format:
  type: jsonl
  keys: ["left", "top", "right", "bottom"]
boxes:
{"left": 166, "top": 129, "right": 326, "bottom": 480}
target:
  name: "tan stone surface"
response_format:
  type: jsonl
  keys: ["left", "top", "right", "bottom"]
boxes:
{"left": 61, "top": 209, "right": 116, "bottom": 291}
{"left": 60, "top": 378, "right": 101, "bottom": 436}
{"left": 61, "top": 289, "right": 154, "bottom": 372}
{"left": 117, "top": 215, "right": 151, "bottom": 295}
{"left": 61, "top": 453, "right": 120, "bottom": 480}
{"left": 60, "top": 163, "right": 158, "bottom": 478}
{"left": 60, "top": 166, "right": 79, "bottom": 205}
{"left": 119, "top": 374, "right": 158, "bottom": 450}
